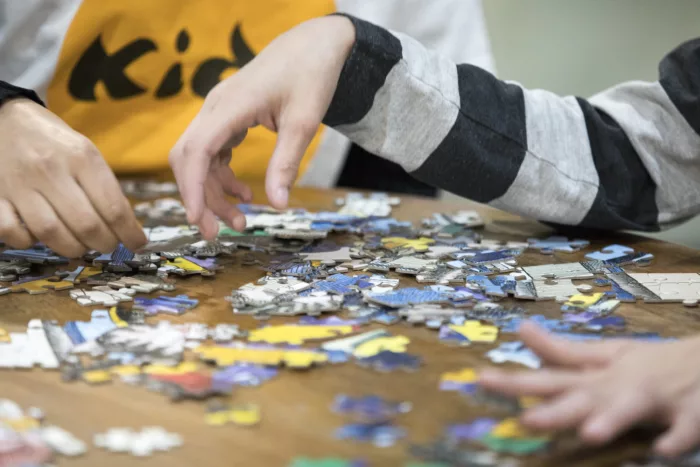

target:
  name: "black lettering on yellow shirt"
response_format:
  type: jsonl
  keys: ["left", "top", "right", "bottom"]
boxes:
{"left": 48, "top": 0, "right": 335, "bottom": 176}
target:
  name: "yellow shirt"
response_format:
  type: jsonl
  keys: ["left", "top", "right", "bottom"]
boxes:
{"left": 47, "top": 0, "right": 335, "bottom": 177}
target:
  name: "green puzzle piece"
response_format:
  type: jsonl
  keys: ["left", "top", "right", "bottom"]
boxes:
{"left": 288, "top": 458, "right": 361, "bottom": 467}
{"left": 479, "top": 434, "right": 549, "bottom": 455}
{"left": 219, "top": 228, "right": 268, "bottom": 237}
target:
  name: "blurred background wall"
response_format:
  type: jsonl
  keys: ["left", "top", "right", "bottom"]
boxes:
{"left": 447, "top": 0, "right": 700, "bottom": 247}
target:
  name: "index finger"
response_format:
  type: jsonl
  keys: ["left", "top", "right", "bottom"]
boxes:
{"left": 170, "top": 108, "right": 253, "bottom": 226}
{"left": 520, "top": 322, "right": 633, "bottom": 368}
{"left": 76, "top": 158, "right": 146, "bottom": 251}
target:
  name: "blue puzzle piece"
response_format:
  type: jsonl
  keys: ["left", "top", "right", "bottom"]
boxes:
{"left": 332, "top": 394, "right": 411, "bottom": 422}
{"left": 605, "top": 281, "right": 637, "bottom": 302}
{"left": 490, "top": 275, "right": 517, "bottom": 295}
{"left": 585, "top": 244, "right": 634, "bottom": 261}
{"left": 499, "top": 315, "right": 572, "bottom": 333}
{"left": 133, "top": 295, "right": 199, "bottom": 316}
{"left": 335, "top": 421, "right": 406, "bottom": 448}
{"left": 486, "top": 341, "right": 541, "bottom": 369}
{"left": 325, "top": 350, "right": 351, "bottom": 363}
{"left": 593, "top": 278, "right": 611, "bottom": 286}
{"left": 365, "top": 287, "right": 452, "bottom": 308}
{"left": 438, "top": 325, "right": 471, "bottom": 345}
{"left": 211, "top": 363, "right": 278, "bottom": 391}
{"left": 467, "top": 249, "right": 521, "bottom": 265}
{"left": 184, "top": 256, "right": 217, "bottom": 270}
{"left": 64, "top": 310, "right": 117, "bottom": 344}
{"left": 466, "top": 275, "right": 505, "bottom": 297}
{"left": 585, "top": 316, "right": 626, "bottom": 331}
{"left": 371, "top": 312, "right": 401, "bottom": 325}
{"left": 94, "top": 243, "right": 135, "bottom": 271}
{"left": 1, "top": 244, "right": 68, "bottom": 264}
{"left": 528, "top": 236, "right": 590, "bottom": 253}
{"left": 356, "top": 351, "right": 421, "bottom": 372}
{"left": 311, "top": 274, "right": 372, "bottom": 295}
{"left": 359, "top": 218, "right": 413, "bottom": 235}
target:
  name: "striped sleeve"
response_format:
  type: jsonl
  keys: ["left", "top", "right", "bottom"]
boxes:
{"left": 322, "top": 15, "right": 700, "bottom": 231}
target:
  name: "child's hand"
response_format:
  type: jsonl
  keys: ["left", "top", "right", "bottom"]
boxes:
{"left": 169, "top": 16, "right": 356, "bottom": 239}
{"left": 479, "top": 322, "right": 700, "bottom": 458}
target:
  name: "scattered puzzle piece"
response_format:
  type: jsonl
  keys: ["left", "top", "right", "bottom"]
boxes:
{"left": 206, "top": 402, "right": 261, "bottom": 427}
{"left": 133, "top": 295, "right": 199, "bottom": 316}
{"left": 356, "top": 350, "right": 421, "bottom": 372}
{"left": 527, "top": 236, "right": 590, "bottom": 253}
{"left": 69, "top": 286, "right": 136, "bottom": 307}
{"left": 247, "top": 324, "right": 355, "bottom": 345}
{"left": 352, "top": 335, "right": 410, "bottom": 358}
{"left": 447, "top": 321, "right": 498, "bottom": 343}
{"left": 196, "top": 345, "right": 329, "bottom": 369}
{"left": 381, "top": 237, "right": 435, "bottom": 252}
{"left": 585, "top": 244, "right": 633, "bottom": 261}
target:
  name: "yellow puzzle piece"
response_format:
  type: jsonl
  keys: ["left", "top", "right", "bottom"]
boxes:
{"left": 440, "top": 368, "right": 478, "bottom": 384}
{"left": 9, "top": 277, "right": 74, "bottom": 294}
{"left": 353, "top": 335, "right": 410, "bottom": 358}
{"left": 171, "top": 257, "right": 210, "bottom": 272}
{"left": 144, "top": 362, "right": 200, "bottom": 375}
{"left": 206, "top": 403, "right": 261, "bottom": 427}
{"left": 247, "top": 325, "right": 354, "bottom": 345}
{"left": 0, "top": 327, "right": 10, "bottom": 343}
{"left": 565, "top": 293, "right": 604, "bottom": 308}
{"left": 492, "top": 418, "right": 550, "bottom": 440}
{"left": 82, "top": 369, "right": 112, "bottom": 385}
{"left": 448, "top": 321, "right": 498, "bottom": 343}
{"left": 4, "top": 417, "right": 40, "bottom": 432}
{"left": 195, "top": 345, "right": 328, "bottom": 369}
{"left": 111, "top": 365, "right": 141, "bottom": 377}
{"left": 381, "top": 237, "right": 435, "bottom": 252}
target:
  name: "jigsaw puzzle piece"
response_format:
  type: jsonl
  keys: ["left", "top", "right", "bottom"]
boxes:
{"left": 352, "top": 335, "right": 410, "bottom": 358}
{"left": 321, "top": 329, "right": 390, "bottom": 354}
{"left": 439, "top": 368, "right": 478, "bottom": 393}
{"left": 195, "top": 345, "right": 328, "bottom": 369}
{"left": 247, "top": 324, "right": 355, "bottom": 345}
{"left": 211, "top": 364, "right": 278, "bottom": 390}
{"left": 69, "top": 286, "right": 135, "bottom": 307}
{"left": 288, "top": 458, "right": 367, "bottom": 467}
{"left": 335, "top": 421, "right": 406, "bottom": 448}
{"left": 356, "top": 350, "right": 421, "bottom": 372}
{"left": 466, "top": 275, "right": 506, "bottom": 297}
{"left": 1, "top": 244, "right": 69, "bottom": 264}
{"left": 447, "top": 321, "right": 498, "bottom": 343}
{"left": 133, "top": 295, "right": 199, "bottom": 316}
{"left": 206, "top": 402, "right": 261, "bottom": 427}
{"left": 486, "top": 342, "right": 541, "bottom": 369}
{"left": 0, "top": 319, "right": 60, "bottom": 369}
{"left": 584, "top": 244, "right": 634, "bottom": 261}
{"left": 527, "top": 236, "right": 589, "bottom": 253}
{"left": 564, "top": 293, "right": 605, "bottom": 309}
{"left": 365, "top": 287, "right": 452, "bottom": 308}
{"left": 64, "top": 310, "right": 118, "bottom": 345}
{"left": 8, "top": 275, "right": 74, "bottom": 294}
{"left": 381, "top": 237, "right": 434, "bottom": 252}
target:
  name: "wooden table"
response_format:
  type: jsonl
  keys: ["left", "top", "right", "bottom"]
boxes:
{"left": 2, "top": 184, "right": 700, "bottom": 467}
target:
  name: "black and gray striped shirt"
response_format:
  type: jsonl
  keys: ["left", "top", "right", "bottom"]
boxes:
{"left": 324, "top": 15, "right": 700, "bottom": 232}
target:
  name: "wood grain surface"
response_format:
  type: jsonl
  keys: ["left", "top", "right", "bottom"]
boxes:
{"left": 2, "top": 184, "right": 699, "bottom": 467}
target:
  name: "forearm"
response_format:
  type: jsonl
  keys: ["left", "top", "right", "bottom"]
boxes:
{"left": 323, "top": 16, "right": 700, "bottom": 231}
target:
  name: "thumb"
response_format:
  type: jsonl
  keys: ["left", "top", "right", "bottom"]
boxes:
{"left": 265, "top": 116, "right": 318, "bottom": 209}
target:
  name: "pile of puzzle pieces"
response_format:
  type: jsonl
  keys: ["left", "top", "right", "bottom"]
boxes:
{"left": 4, "top": 187, "right": 699, "bottom": 466}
